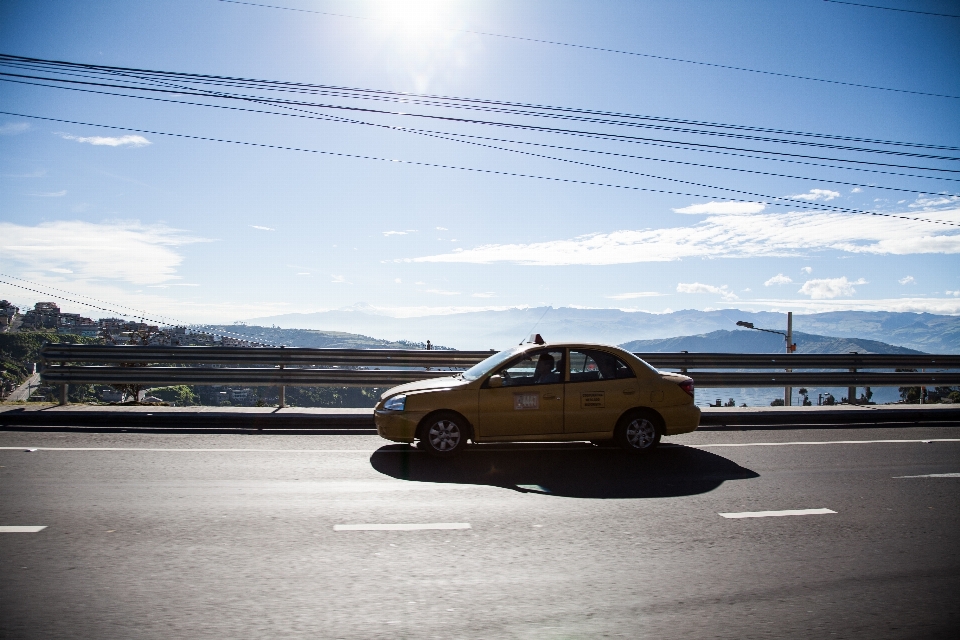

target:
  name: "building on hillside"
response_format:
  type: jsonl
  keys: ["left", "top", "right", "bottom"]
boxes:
{"left": 0, "top": 300, "right": 18, "bottom": 330}
{"left": 21, "top": 302, "right": 60, "bottom": 329}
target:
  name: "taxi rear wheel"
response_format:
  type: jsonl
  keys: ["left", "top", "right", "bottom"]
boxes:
{"left": 614, "top": 411, "right": 662, "bottom": 453}
{"left": 418, "top": 411, "right": 469, "bottom": 457}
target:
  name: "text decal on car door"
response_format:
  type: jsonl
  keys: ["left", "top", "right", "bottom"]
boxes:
{"left": 513, "top": 393, "right": 540, "bottom": 410}
{"left": 581, "top": 392, "right": 605, "bottom": 408}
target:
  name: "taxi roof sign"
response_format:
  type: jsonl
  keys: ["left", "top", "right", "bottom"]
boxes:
{"left": 527, "top": 333, "right": 546, "bottom": 345}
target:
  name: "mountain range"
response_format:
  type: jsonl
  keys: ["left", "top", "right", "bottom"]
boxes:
{"left": 243, "top": 307, "right": 960, "bottom": 353}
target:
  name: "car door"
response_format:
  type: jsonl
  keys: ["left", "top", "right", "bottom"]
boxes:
{"left": 478, "top": 349, "right": 565, "bottom": 437}
{"left": 564, "top": 349, "right": 639, "bottom": 434}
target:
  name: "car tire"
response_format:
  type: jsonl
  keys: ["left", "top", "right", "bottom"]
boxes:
{"left": 418, "top": 411, "right": 469, "bottom": 457}
{"left": 614, "top": 411, "right": 662, "bottom": 453}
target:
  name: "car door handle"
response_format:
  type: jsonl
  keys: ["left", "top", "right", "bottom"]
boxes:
{"left": 622, "top": 389, "right": 636, "bottom": 395}
{"left": 543, "top": 394, "right": 560, "bottom": 399}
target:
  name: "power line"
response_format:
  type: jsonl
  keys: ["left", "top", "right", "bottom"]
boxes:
{"left": 0, "top": 275, "right": 279, "bottom": 345}
{"left": 3, "top": 109, "right": 957, "bottom": 228}
{"left": 824, "top": 0, "right": 960, "bottom": 18}
{"left": 9, "top": 73, "right": 955, "bottom": 196}
{"left": 2, "top": 53, "right": 954, "bottom": 151}
{"left": 214, "top": 0, "right": 960, "bottom": 99}
{"left": 4, "top": 71, "right": 957, "bottom": 174}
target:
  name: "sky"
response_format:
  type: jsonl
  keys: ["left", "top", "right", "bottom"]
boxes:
{"left": 1, "top": 0, "right": 959, "bottom": 326}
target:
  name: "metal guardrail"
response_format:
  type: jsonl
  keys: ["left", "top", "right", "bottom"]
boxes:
{"left": 38, "top": 344, "right": 960, "bottom": 389}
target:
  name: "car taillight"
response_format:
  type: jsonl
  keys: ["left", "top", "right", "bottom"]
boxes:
{"left": 678, "top": 379, "right": 695, "bottom": 397}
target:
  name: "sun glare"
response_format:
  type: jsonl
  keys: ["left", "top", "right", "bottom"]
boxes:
{"left": 372, "top": 0, "right": 452, "bottom": 41}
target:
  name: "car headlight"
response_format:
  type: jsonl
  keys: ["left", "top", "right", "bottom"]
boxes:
{"left": 383, "top": 394, "right": 406, "bottom": 411}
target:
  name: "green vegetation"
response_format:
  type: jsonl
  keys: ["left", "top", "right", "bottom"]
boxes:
{"left": 148, "top": 385, "right": 200, "bottom": 406}
{"left": 0, "top": 332, "right": 101, "bottom": 396}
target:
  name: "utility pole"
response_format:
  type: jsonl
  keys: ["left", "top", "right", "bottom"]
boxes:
{"left": 785, "top": 312, "right": 793, "bottom": 406}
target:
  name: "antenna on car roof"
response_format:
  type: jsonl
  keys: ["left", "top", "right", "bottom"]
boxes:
{"left": 519, "top": 307, "right": 550, "bottom": 345}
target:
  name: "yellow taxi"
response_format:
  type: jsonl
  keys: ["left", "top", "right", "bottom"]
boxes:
{"left": 374, "top": 337, "right": 700, "bottom": 456}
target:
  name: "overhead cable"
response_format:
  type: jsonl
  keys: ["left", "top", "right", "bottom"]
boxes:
{"left": 6, "top": 73, "right": 956, "bottom": 189}
{"left": 213, "top": 0, "right": 960, "bottom": 99}
{"left": 1, "top": 54, "right": 954, "bottom": 151}
{"left": 3, "top": 110, "right": 956, "bottom": 228}
{"left": 2, "top": 72, "right": 956, "bottom": 173}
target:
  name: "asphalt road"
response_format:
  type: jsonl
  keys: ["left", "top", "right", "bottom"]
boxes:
{"left": 1, "top": 427, "right": 959, "bottom": 639}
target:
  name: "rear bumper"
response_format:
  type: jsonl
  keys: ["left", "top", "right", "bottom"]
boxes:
{"left": 660, "top": 404, "right": 701, "bottom": 435}
{"left": 374, "top": 410, "right": 426, "bottom": 442}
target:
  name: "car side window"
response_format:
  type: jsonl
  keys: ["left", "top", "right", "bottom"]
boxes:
{"left": 568, "top": 349, "right": 636, "bottom": 382}
{"left": 496, "top": 350, "right": 565, "bottom": 387}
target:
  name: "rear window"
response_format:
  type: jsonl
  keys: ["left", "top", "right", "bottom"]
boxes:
{"left": 568, "top": 349, "right": 636, "bottom": 382}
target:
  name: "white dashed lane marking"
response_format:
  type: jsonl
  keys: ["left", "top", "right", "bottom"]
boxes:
{"left": 894, "top": 473, "right": 960, "bottom": 478}
{"left": 0, "top": 526, "right": 47, "bottom": 532}
{"left": 719, "top": 508, "right": 836, "bottom": 519}
{"left": 334, "top": 523, "right": 471, "bottom": 531}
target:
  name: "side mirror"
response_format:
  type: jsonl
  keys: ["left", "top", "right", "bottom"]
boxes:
{"left": 488, "top": 374, "right": 503, "bottom": 388}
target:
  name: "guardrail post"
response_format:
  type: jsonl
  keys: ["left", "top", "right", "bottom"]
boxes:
{"left": 278, "top": 345, "right": 286, "bottom": 408}
{"left": 59, "top": 383, "right": 68, "bottom": 406}
{"left": 849, "top": 352, "right": 858, "bottom": 404}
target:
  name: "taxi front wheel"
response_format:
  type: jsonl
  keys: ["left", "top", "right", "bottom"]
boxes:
{"left": 418, "top": 411, "right": 469, "bottom": 457}
{"left": 614, "top": 411, "right": 662, "bottom": 453}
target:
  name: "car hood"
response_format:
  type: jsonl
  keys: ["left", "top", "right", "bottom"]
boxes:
{"left": 380, "top": 375, "right": 468, "bottom": 400}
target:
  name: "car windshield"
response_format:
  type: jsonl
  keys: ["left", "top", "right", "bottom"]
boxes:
{"left": 461, "top": 346, "right": 524, "bottom": 381}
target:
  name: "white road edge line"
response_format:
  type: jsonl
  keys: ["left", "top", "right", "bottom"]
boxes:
{"left": 0, "top": 439, "right": 958, "bottom": 453}
{"left": 894, "top": 473, "right": 960, "bottom": 478}
{"left": 719, "top": 508, "right": 836, "bottom": 519}
{"left": 693, "top": 439, "right": 960, "bottom": 448}
{"left": 334, "top": 523, "right": 471, "bottom": 531}
{"left": 0, "top": 526, "right": 47, "bottom": 532}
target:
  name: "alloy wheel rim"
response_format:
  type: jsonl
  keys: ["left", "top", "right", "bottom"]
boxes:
{"left": 428, "top": 420, "right": 461, "bottom": 451}
{"left": 625, "top": 418, "right": 656, "bottom": 449}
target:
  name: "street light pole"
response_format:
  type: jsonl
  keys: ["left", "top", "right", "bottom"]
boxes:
{"left": 737, "top": 312, "right": 797, "bottom": 406}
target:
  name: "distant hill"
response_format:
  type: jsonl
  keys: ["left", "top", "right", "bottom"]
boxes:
{"left": 620, "top": 330, "right": 925, "bottom": 355}
{"left": 245, "top": 307, "right": 960, "bottom": 353}
{"left": 200, "top": 325, "right": 450, "bottom": 349}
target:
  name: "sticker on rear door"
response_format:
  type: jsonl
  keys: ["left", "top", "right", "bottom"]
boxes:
{"left": 581, "top": 392, "right": 605, "bottom": 408}
{"left": 514, "top": 393, "right": 540, "bottom": 410}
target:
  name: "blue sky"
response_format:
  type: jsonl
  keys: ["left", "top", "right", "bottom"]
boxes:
{"left": 1, "top": 0, "right": 959, "bottom": 325}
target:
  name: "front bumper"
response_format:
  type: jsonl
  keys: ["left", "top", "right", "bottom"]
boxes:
{"left": 374, "top": 410, "right": 428, "bottom": 442}
{"left": 659, "top": 403, "right": 701, "bottom": 435}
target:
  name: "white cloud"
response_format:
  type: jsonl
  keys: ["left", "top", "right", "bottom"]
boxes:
{"left": 471, "top": 292, "right": 496, "bottom": 298}
{"left": 798, "top": 276, "right": 867, "bottom": 299}
{"left": 58, "top": 133, "right": 151, "bottom": 147}
{"left": 910, "top": 195, "right": 960, "bottom": 209}
{"left": 331, "top": 275, "right": 346, "bottom": 283}
{"left": 436, "top": 226, "right": 448, "bottom": 231}
{"left": 409, "top": 208, "right": 960, "bottom": 266}
{"left": 764, "top": 273, "right": 793, "bottom": 286}
{"left": 0, "top": 220, "right": 205, "bottom": 284}
{"left": 801, "top": 266, "right": 813, "bottom": 274}
{"left": 383, "top": 231, "right": 407, "bottom": 236}
{"left": 0, "top": 122, "right": 30, "bottom": 135}
{"left": 425, "top": 289, "right": 460, "bottom": 295}
{"left": 0, "top": 122, "right": 30, "bottom": 136}
{"left": 296, "top": 272, "right": 310, "bottom": 276}
{"left": 49, "top": 267, "right": 73, "bottom": 274}
{"left": 677, "top": 282, "right": 738, "bottom": 301}
{"left": 898, "top": 276, "right": 915, "bottom": 285}
{"left": 673, "top": 201, "right": 765, "bottom": 215}
{"left": 946, "top": 290, "right": 960, "bottom": 297}
{"left": 607, "top": 292, "right": 663, "bottom": 300}
{"left": 415, "top": 281, "right": 426, "bottom": 285}
{"left": 28, "top": 190, "right": 67, "bottom": 197}
{"left": 394, "top": 278, "right": 402, "bottom": 283}
{"left": 851, "top": 188, "right": 862, "bottom": 193}
{"left": 790, "top": 189, "right": 840, "bottom": 201}
{"left": 250, "top": 225, "right": 274, "bottom": 231}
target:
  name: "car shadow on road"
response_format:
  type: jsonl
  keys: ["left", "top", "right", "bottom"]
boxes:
{"left": 370, "top": 444, "right": 759, "bottom": 499}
